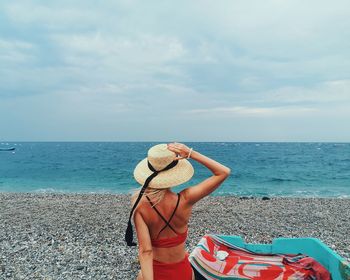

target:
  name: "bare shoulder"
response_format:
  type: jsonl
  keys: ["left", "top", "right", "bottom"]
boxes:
{"left": 179, "top": 188, "right": 194, "bottom": 210}
{"left": 132, "top": 198, "right": 149, "bottom": 219}
{"left": 179, "top": 188, "right": 191, "bottom": 203}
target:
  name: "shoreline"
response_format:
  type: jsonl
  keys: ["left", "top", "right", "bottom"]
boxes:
{"left": 1, "top": 191, "right": 350, "bottom": 199}
{"left": 0, "top": 193, "right": 349, "bottom": 279}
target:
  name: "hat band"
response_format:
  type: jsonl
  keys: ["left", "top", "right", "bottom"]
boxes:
{"left": 125, "top": 159, "right": 178, "bottom": 246}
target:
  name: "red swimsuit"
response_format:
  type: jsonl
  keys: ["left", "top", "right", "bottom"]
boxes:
{"left": 146, "top": 194, "right": 193, "bottom": 280}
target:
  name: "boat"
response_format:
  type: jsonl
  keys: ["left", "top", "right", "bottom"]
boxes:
{"left": 0, "top": 147, "right": 15, "bottom": 151}
{"left": 190, "top": 234, "right": 350, "bottom": 280}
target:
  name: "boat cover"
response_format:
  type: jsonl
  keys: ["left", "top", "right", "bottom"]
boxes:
{"left": 189, "top": 235, "right": 331, "bottom": 280}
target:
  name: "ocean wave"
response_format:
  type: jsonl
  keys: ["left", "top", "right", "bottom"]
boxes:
{"left": 34, "top": 188, "right": 67, "bottom": 193}
{"left": 32, "top": 187, "right": 128, "bottom": 194}
{"left": 215, "top": 189, "right": 350, "bottom": 198}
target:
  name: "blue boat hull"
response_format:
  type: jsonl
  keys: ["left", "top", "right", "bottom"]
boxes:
{"left": 0, "top": 147, "right": 15, "bottom": 151}
{"left": 216, "top": 235, "right": 350, "bottom": 280}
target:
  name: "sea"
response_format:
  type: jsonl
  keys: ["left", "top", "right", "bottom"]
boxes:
{"left": 0, "top": 142, "right": 349, "bottom": 198}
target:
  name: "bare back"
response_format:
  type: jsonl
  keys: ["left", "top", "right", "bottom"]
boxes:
{"left": 135, "top": 189, "right": 192, "bottom": 263}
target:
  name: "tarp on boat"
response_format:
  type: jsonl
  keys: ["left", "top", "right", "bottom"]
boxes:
{"left": 189, "top": 235, "right": 333, "bottom": 280}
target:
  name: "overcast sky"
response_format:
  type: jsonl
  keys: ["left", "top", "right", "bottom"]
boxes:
{"left": 1, "top": 0, "right": 349, "bottom": 142}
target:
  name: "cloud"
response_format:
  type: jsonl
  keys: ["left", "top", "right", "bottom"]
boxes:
{"left": 52, "top": 33, "right": 186, "bottom": 66}
{"left": 0, "top": 0, "right": 349, "bottom": 141}
{"left": 0, "top": 39, "right": 35, "bottom": 63}
{"left": 183, "top": 79, "right": 350, "bottom": 121}
{"left": 4, "top": 3, "right": 99, "bottom": 30}
{"left": 267, "top": 80, "right": 350, "bottom": 105}
{"left": 186, "top": 106, "right": 317, "bottom": 116}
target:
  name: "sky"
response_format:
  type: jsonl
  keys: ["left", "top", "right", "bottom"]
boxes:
{"left": 0, "top": 0, "right": 350, "bottom": 142}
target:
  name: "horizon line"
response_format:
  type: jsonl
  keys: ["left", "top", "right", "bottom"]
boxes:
{"left": 1, "top": 140, "right": 350, "bottom": 143}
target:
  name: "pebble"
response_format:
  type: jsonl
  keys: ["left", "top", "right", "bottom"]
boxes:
{"left": 0, "top": 193, "right": 349, "bottom": 279}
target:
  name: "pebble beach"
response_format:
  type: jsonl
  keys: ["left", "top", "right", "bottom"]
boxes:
{"left": 0, "top": 193, "right": 349, "bottom": 279}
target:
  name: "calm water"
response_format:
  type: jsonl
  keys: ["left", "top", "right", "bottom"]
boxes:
{"left": 0, "top": 142, "right": 349, "bottom": 197}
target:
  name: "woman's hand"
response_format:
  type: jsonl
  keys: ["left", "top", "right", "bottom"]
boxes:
{"left": 167, "top": 142, "right": 192, "bottom": 160}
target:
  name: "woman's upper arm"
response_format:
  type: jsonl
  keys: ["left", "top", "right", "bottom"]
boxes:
{"left": 181, "top": 173, "right": 230, "bottom": 205}
{"left": 134, "top": 211, "right": 152, "bottom": 253}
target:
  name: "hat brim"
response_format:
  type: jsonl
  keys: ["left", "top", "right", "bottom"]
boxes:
{"left": 133, "top": 158, "right": 194, "bottom": 189}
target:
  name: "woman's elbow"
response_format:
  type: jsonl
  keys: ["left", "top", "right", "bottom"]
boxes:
{"left": 222, "top": 167, "right": 231, "bottom": 177}
{"left": 139, "top": 247, "right": 153, "bottom": 257}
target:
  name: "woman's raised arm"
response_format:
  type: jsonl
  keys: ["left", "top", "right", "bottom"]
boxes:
{"left": 167, "top": 143, "right": 231, "bottom": 205}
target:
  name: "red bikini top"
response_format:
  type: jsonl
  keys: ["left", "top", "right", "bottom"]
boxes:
{"left": 151, "top": 228, "right": 188, "bottom": 248}
{"left": 146, "top": 193, "right": 188, "bottom": 248}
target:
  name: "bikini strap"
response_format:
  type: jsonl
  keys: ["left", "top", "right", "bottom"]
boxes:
{"left": 157, "top": 193, "right": 181, "bottom": 237}
{"left": 146, "top": 193, "right": 181, "bottom": 238}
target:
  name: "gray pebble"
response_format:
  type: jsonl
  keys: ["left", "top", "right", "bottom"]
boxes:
{"left": 0, "top": 193, "right": 349, "bottom": 279}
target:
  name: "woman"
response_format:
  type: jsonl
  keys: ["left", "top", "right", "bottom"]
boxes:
{"left": 125, "top": 142, "right": 231, "bottom": 280}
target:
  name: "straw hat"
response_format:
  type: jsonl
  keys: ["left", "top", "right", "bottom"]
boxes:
{"left": 133, "top": 143, "right": 194, "bottom": 189}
